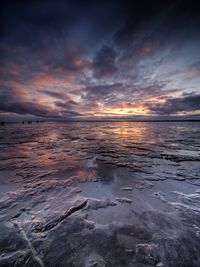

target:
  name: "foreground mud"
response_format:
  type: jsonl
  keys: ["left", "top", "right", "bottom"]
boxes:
{"left": 0, "top": 121, "right": 200, "bottom": 267}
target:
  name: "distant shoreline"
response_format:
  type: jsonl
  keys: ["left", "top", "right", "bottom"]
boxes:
{"left": 1, "top": 119, "right": 200, "bottom": 124}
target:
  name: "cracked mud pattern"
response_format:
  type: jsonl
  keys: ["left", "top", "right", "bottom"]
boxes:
{"left": 0, "top": 121, "right": 200, "bottom": 267}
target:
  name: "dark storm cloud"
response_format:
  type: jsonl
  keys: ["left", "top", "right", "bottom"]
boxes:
{"left": 114, "top": 0, "right": 200, "bottom": 49}
{"left": 55, "top": 100, "right": 78, "bottom": 108}
{"left": 54, "top": 100, "right": 81, "bottom": 117}
{"left": 1, "top": 1, "right": 83, "bottom": 46}
{"left": 93, "top": 46, "right": 118, "bottom": 78}
{"left": 0, "top": 0, "right": 200, "bottom": 120}
{"left": 39, "top": 90, "right": 65, "bottom": 100}
{"left": 0, "top": 97, "right": 53, "bottom": 117}
{"left": 0, "top": 87, "right": 81, "bottom": 118}
{"left": 112, "top": 0, "right": 200, "bottom": 76}
{"left": 0, "top": 86, "right": 56, "bottom": 118}
{"left": 60, "top": 110, "right": 81, "bottom": 117}
{"left": 1, "top": 0, "right": 199, "bottom": 56}
{"left": 0, "top": 0, "right": 132, "bottom": 51}
{"left": 82, "top": 83, "right": 122, "bottom": 101}
{"left": 148, "top": 94, "right": 200, "bottom": 115}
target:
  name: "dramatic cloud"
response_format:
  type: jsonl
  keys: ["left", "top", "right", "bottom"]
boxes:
{"left": 0, "top": 0, "right": 200, "bottom": 120}
{"left": 147, "top": 94, "right": 200, "bottom": 115}
{"left": 0, "top": 97, "right": 56, "bottom": 118}
{"left": 93, "top": 46, "right": 118, "bottom": 78}
{"left": 39, "top": 90, "right": 66, "bottom": 100}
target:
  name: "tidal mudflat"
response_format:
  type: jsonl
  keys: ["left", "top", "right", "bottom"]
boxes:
{"left": 0, "top": 121, "right": 200, "bottom": 267}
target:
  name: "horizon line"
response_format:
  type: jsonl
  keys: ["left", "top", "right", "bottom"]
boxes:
{"left": 1, "top": 118, "right": 200, "bottom": 124}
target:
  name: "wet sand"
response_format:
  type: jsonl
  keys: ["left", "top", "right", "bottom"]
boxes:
{"left": 0, "top": 121, "right": 200, "bottom": 267}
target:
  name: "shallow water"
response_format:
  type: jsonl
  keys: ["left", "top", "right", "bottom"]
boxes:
{"left": 0, "top": 121, "right": 200, "bottom": 266}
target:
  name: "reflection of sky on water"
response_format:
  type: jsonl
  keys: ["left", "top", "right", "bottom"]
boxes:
{"left": 0, "top": 122, "right": 200, "bottom": 266}
{"left": 1, "top": 121, "right": 200, "bottom": 158}
{"left": 0, "top": 121, "right": 199, "bottom": 190}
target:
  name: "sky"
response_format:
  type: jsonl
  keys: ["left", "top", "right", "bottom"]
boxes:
{"left": 0, "top": 0, "right": 200, "bottom": 121}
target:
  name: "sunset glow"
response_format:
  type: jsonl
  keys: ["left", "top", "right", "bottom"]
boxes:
{"left": 1, "top": 2, "right": 200, "bottom": 266}
{"left": 0, "top": 0, "right": 200, "bottom": 121}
